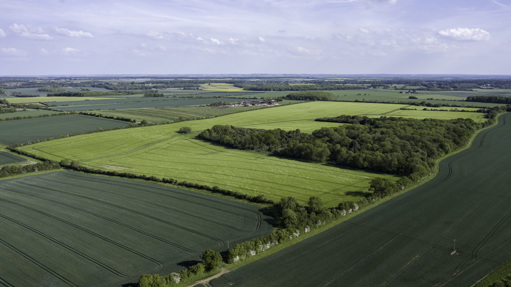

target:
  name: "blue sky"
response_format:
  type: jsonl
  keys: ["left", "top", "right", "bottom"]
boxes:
{"left": 0, "top": 0, "right": 510, "bottom": 75}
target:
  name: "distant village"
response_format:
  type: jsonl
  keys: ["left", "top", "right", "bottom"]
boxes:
{"left": 218, "top": 99, "right": 278, "bottom": 108}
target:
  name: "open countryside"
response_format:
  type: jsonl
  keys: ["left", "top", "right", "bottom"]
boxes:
{"left": 211, "top": 112, "right": 511, "bottom": 286}
{"left": 18, "top": 101, "right": 484, "bottom": 206}
{"left": 0, "top": 171, "right": 272, "bottom": 287}
{"left": 2, "top": 75, "right": 511, "bottom": 287}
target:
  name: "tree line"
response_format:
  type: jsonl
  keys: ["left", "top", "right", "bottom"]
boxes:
{"left": 285, "top": 91, "right": 334, "bottom": 101}
{"left": 48, "top": 91, "right": 140, "bottom": 97}
{"left": 466, "top": 95, "right": 511, "bottom": 105}
{"left": 0, "top": 160, "right": 60, "bottom": 178}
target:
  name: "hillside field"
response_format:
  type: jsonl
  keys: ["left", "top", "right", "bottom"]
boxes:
{"left": 0, "top": 171, "right": 272, "bottom": 287}
{"left": 19, "top": 102, "right": 485, "bottom": 206}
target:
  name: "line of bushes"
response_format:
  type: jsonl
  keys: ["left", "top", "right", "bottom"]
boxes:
{"left": 0, "top": 159, "right": 60, "bottom": 178}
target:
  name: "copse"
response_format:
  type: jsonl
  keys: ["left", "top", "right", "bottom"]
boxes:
{"left": 285, "top": 91, "right": 334, "bottom": 101}
{"left": 198, "top": 116, "right": 481, "bottom": 179}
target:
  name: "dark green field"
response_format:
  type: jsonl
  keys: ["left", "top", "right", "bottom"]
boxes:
{"left": 0, "top": 171, "right": 272, "bottom": 287}
{"left": 0, "top": 152, "right": 26, "bottom": 165}
{"left": 0, "top": 114, "right": 131, "bottom": 145}
{"left": 48, "top": 97, "right": 248, "bottom": 112}
{"left": 211, "top": 113, "right": 511, "bottom": 287}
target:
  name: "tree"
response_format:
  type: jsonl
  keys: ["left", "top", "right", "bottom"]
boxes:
{"left": 308, "top": 196, "right": 325, "bottom": 214}
{"left": 177, "top": 126, "right": 192, "bottom": 134}
{"left": 201, "top": 249, "right": 222, "bottom": 271}
{"left": 369, "top": 177, "right": 398, "bottom": 197}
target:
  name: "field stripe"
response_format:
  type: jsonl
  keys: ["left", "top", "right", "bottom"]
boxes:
{"left": 0, "top": 277, "right": 15, "bottom": 287}
{"left": 1, "top": 186, "right": 196, "bottom": 253}
{"left": 0, "top": 237, "right": 77, "bottom": 287}
{"left": 44, "top": 172, "right": 266, "bottom": 232}
{"left": 17, "top": 180, "right": 227, "bottom": 249}
{"left": 0, "top": 212, "right": 127, "bottom": 278}
{"left": 0, "top": 197, "right": 162, "bottom": 271}
{"left": 57, "top": 172, "right": 260, "bottom": 232}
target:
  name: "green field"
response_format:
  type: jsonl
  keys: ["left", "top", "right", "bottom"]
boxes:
{"left": 211, "top": 112, "right": 511, "bottom": 287}
{"left": 0, "top": 109, "right": 62, "bottom": 120}
{"left": 0, "top": 171, "right": 272, "bottom": 287}
{"left": 5, "top": 96, "right": 115, "bottom": 104}
{"left": 19, "top": 102, "right": 485, "bottom": 206}
{"left": 0, "top": 151, "right": 27, "bottom": 165}
{"left": 200, "top": 83, "right": 245, "bottom": 91}
{"left": 0, "top": 114, "right": 131, "bottom": 146}
{"left": 89, "top": 105, "right": 274, "bottom": 124}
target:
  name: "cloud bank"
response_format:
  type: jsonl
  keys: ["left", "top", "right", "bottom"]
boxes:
{"left": 438, "top": 28, "right": 491, "bottom": 41}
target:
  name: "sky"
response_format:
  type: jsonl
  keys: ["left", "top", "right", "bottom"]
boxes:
{"left": 0, "top": 0, "right": 510, "bottom": 75}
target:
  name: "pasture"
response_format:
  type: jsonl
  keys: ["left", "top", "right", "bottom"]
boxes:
{"left": 19, "top": 101, "right": 485, "bottom": 206}
{"left": 0, "top": 171, "right": 272, "bottom": 287}
{"left": 0, "top": 114, "right": 131, "bottom": 146}
{"left": 210, "top": 112, "right": 511, "bottom": 287}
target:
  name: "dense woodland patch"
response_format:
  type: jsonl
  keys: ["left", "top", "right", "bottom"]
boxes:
{"left": 198, "top": 116, "right": 480, "bottom": 179}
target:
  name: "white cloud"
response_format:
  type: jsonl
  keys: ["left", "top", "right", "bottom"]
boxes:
{"left": 210, "top": 38, "right": 223, "bottom": 45}
{"left": 258, "top": 36, "right": 266, "bottom": 42}
{"left": 10, "top": 23, "right": 53, "bottom": 40}
{"left": 55, "top": 27, "right": 93, "bottom": 38}
{"left": 62, "top": 47, "right": 79, "bottom": 55}
{"left": 0, "top": 47, "right": 27, "bottom": 56}
{"left": 147, "top": 31, "right": 164, "bottom": 39}
{"left": 0, "top": 29, "right": 5, "bottom": 37}
{"left": 438, "top": 28, "right": 491, "bottom": 41}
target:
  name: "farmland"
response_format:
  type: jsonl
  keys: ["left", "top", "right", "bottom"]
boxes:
{"left": 210, "top": 112, "right": 511, "bottom": 287}
{"left": 3, "top": 76, "right": 511, "bottom": 287}
{"left": 17, "top": 101, "right": 486, "bottom": 206}
{"left": 0, "top": 109, "right": 61, "bottom": 120}
{"left": 0, "top": 171, "right": 272, "bottom": 287}
{"left": 0, "top": 115, "right": 131, "bottom": 146}
{"left": 83, "top": 102, "right": 293, "bottom": 125}
{"left": 0, "top": 151, "right": 27, "bottom": 165}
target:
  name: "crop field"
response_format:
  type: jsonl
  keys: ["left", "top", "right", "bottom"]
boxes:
{"left": 0, "top": 115, "right": 131, "bottom": 146}
{"left": 19, "top": 102, "right": 484, "bottom": 206}
{"left": 328, "top": 89, "right": 505, "bottom": 107}
{"left": 92, "top": 105, "right": 270, "bottom": 124}
{"left": 0, "top": 109, "right": 61, "bottom": 120}
{"left": 211, "top": 112, "right": 511, "bottom": 287}
{"left": 4, "top": 96, "right": 115, "bottom": 104}
{"left": 200, "top": 83, "right": 245, "bottom": 91}
{"left": 0, "top": 151, "right": 27, "bottom": 165}
{"left": 48, "top": 97, "right": 248, "bottom": 112}
{"left": 0, "top": 171, "right": 272, "bottom": 287}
